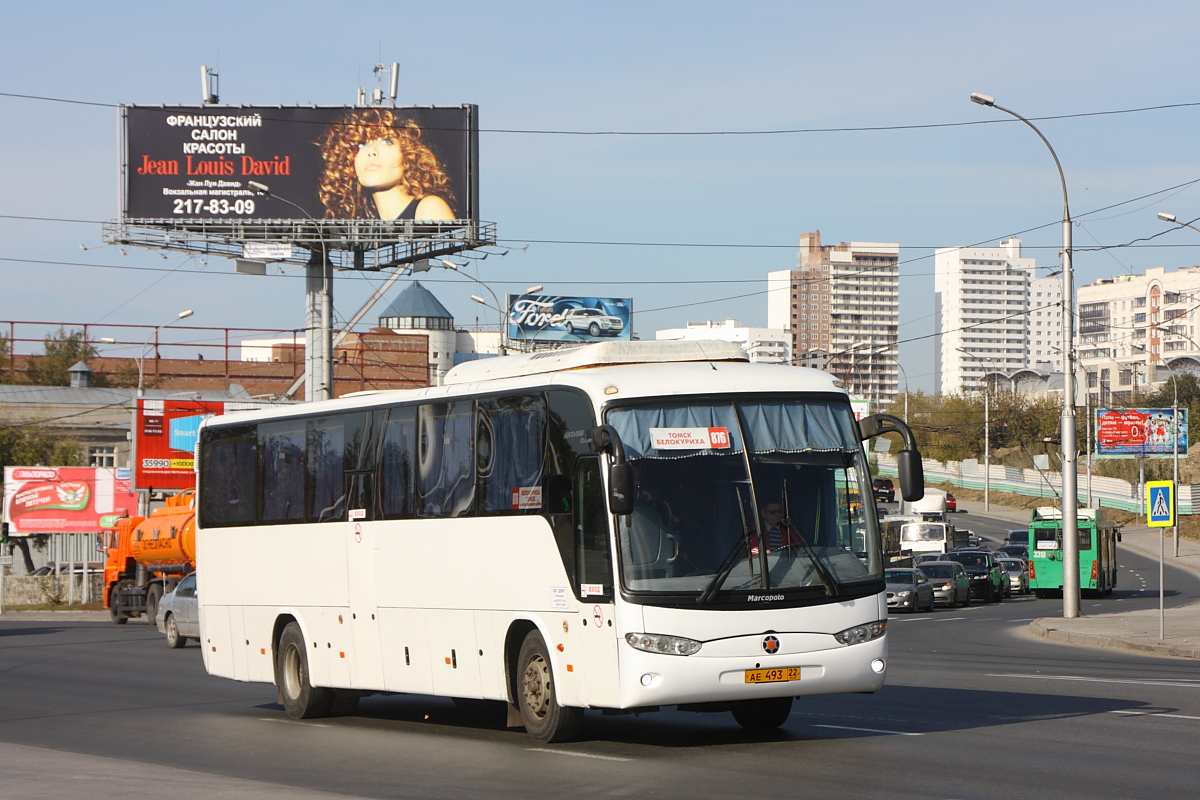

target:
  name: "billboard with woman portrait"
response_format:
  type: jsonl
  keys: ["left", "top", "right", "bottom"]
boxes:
{"left": 122, "top": 105, "right": 478, "bottom": 224}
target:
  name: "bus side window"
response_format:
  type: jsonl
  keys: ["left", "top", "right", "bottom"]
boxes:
{"left": 379, "top": 406, "right": 417, "bottom": 520}
{"left": 574, "top": 456, "right": 612, "bottom": 598}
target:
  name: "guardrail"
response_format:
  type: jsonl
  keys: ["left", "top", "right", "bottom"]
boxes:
{"left": 874, "top": 453, "right": 1192, "bottom": 515}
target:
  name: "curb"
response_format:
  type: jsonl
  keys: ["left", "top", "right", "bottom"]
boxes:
{"left": 1029, "top": 616, "right": 1200, "bottom": 659}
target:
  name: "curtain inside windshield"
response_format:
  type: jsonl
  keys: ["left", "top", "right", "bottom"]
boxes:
{"left": 607, "top": 399, "right": 879, "bottom": 598}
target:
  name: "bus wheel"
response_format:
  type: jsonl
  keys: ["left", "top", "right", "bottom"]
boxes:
{"left": 145, "top": 584, "right": 163, "bottom": 623}
{"left": 732, "top": 696, "right": 793, "bottom": 731}
{"left": 516, "top": 631, "right": 582, "bottom": 743}
{"left": 276, "top": 622, "right": 333, "bottom": 719}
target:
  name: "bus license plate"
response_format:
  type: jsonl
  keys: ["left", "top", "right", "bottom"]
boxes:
{"left": 744, "top": 667, "right": 801, "bottom": 684}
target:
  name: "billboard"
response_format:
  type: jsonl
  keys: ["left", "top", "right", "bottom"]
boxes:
{"left": 1095, "top": 408, "right": 1189, "bottom": 459}
{"left": 507, "top": 295, "right": 632, "bottom": 343}
{"left": 123, "top": 105, "right": 478, "bottom": 225}
{"left": 135, "top": 399, "right": 265, "bottom": 490}
{"left": 3, "top": 467, "right": 137, "bottom": 535}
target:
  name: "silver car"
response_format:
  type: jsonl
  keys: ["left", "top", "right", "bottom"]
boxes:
{"left": 917, "top": 560, "right": 971, "bottom": 608}
{"left": 154, "top": 572, "right": 199, "bottom": 648}
{"left": 885, "top": 567, "right": 935, "bottom": 613}
{"left": 998, "top": 557, "right": 1030, "bottom": 595}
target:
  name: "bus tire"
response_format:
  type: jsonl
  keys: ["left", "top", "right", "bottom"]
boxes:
{"left": 516, "top": 630, "right": 582, "bottom": 743}
{"left": 276, "top": 622, "right": 333, "bottom": 719}
{"left": 145, "top": 584, "right": 163, "bottom": 623}
{"left": 732, "top": 696, "right": 793, "bottom": 731}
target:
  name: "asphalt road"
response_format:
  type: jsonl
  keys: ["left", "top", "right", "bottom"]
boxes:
{"left": 3, "top": 511, "right": 1199, "bottom": 800}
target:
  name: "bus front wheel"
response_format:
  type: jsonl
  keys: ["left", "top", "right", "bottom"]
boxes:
{"left": 516, "top": 631, "right": 582, "bottom": 743}
{"left": 276, "top": 622, "right": 333, "bottom": 719}
{"left": 732, "top": 696, "right": 793, "bottom": 731}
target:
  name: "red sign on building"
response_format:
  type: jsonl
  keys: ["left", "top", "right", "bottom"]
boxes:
{"left": 3, "top": 467, "right": 138, "bottom": 534}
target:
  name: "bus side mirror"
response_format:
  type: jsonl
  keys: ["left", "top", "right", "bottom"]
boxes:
{"left": 609, "top": 462, "right": 634, "bottom": 516}
{"left": 593, "top": 424, "right": 635, "bottom": 515}
{"left": 897, "top": 449, "right": 924, "bottom": 503}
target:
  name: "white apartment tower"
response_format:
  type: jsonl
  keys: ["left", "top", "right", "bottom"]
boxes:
{"left": 655, "top": 319, "right": 790, "bottom": 364}
{"left": 1077, "top": 266, "right": 1200, "bottom": 407}
{"left": 769, "top": 232, "right": 900, "bottom": 405}
{"left": 934, "top": 237, "right": 1055, "bottom": 393}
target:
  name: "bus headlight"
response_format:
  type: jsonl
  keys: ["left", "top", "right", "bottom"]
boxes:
{"left": 625, "top": 632, "right": 702, "bottom": 656}
{"left": 835, "top": 621, "right": 886, "bottom": 646}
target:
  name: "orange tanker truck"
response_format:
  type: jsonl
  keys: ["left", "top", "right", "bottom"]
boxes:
{"left": 104, "top": 489, "right": 196, "bottom": 624}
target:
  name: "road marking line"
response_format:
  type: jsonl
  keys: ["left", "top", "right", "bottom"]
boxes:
{"left": 812, "top": 724, "right": 922, "bottom": 736}
{"left": 1111, "top": 710, "right": 1200, "bottom": 720}
{"left": 527, "top": 748, "right": 632, "bottom": 761}
{"left": 989, "top": 674, "right": 1200, "bottom": 689}
{"left": 258, "top": 718, "right": 332, "bottom": 728}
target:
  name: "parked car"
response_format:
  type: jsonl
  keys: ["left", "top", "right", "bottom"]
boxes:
{"left": 884, "top": 567, "right": 935, "bottom": 613}
{"left": 154, "top": 572, "right": 199, "bottom": 648}
{"left": 997, "top": 543, "right": 1029, "bottom": 561}
{"left": 872, "top": 477, "right": 896, "bottom": 503}
{"left": 942, "top": 550, "right": 1005, "bottom": 603}
{"left": 945, "top": 492, "right": 958, "bottom": 513}
{"left": 917, "top": 561, "right": 971, "bottom": 607}
{"left": 998, "top": 557, "right": 1030, "bottom": 595}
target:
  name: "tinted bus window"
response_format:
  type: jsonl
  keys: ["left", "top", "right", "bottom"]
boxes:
{"left": 380, "top": 405, "right": 417, "bottom": 519}
{"left": 199, "top": 425, "right": 258, "bottom": 527}
{"left": 477, "top": 395, "right": 546, "bottom": 515}
{"left": 418, "top": 401, "right": 475, "bottom": 518}
{"left": 308, "top": 415, "right": 348, "bottom": 522}
{"left": 260, "top": 420, "right": 307, "bottom": 524}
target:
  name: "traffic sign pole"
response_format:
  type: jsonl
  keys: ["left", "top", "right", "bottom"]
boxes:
{"left": 1146, "top": 480, "right": 1175, "bottom": 639}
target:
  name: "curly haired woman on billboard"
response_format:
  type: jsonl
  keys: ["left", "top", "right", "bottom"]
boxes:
{"left": 318, "top": 108, "right": 456, "bottom": 221}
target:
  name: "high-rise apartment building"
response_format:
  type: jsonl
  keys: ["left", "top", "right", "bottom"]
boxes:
{"left": 1077, "top": 266, "right": 1200, "bottom": 407}
{"left": 934, "top": 237, "right": 1050, "bottom": 394}
{"left": 768, "top": 232, "right": 899, "bottom": 405}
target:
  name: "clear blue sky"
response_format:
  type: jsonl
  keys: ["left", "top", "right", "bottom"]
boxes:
{"left": 3, "top": 1, "right": 1199, "bottom": 393}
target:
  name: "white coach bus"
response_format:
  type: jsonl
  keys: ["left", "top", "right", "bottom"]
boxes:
{"left": 195, "top": 340, "right": 923, "bottom": 742}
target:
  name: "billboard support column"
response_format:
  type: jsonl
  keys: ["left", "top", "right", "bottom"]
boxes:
{"left": 305, "top": 248, "right": 333, "bottom": 402}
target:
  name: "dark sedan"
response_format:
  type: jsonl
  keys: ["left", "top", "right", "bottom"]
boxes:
{"left": 942, "top": 550, "right": 1005, "bottom": 603}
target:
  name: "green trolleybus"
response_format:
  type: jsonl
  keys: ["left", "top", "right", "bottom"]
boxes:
{"left": 1027, "top": 506, "right": 1119, "bottom": 598}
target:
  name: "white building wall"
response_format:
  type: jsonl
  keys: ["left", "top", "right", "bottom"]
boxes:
{"left": 934, "top": 237, "right": 1035, "bottom": 394}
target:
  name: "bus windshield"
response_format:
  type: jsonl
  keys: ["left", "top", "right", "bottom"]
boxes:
{"left": 606, "top": 398, "right": 879, "bottom": 601}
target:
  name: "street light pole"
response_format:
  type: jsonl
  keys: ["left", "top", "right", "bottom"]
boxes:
{"left": 958, "top": 348, "right": 991, "bottom": 511}
{"left": 971, "top": 92, "right": 1079, "bottom": 618}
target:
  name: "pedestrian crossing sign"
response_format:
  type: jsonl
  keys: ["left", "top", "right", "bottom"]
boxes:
{"left": 1146, "top": 481, "right": 1175, "bottom": 527}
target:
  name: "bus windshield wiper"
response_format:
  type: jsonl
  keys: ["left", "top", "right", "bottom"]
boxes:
{"left": 698, "top": 486, "right": 757, "bottom": 605}
{"left": 780, "top": 478, "right": 839, "bottom": 598}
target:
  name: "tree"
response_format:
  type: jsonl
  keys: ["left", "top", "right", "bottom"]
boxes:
{"left": 24, "top": 327, "right": 109, "bottom": 387}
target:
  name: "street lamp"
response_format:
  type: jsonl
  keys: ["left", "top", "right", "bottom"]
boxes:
{"left": 971, "top": 92, "right": 1079, "bottom": 618}
{"left": 444, "top": 259, "right": 541, "bottom": 356}
{"left": 1157, "top": 211, "right": 1200, "bottom": 236}
{"left": 136, "top": 310, "right": 194, "bottom": 396}
{"left": 248, "top": 181, "right": 332, "bottom": 402}
{"left": 958, "top": 348, "right": 991, "bottom": 511}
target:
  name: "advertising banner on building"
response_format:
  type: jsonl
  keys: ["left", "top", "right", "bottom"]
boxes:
{"left": 135, "top": 399, "right": 264, "bottom": 490}
{"left": 506, "top": 295, "right": 632, "bottom": 343}
{"left": 123, "top": 105, "right": 478, "bottom": 223}
{"left": 1095, "top": 407, "right": 1189, "bottom": 459}
{"left": 3, "top": 467, "right": 137, "bottom": 534}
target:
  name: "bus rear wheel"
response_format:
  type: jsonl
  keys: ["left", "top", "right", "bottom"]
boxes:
{"left": 516, "top": 631, "right": 582, "bottom": 743}
{"left": 732, "top": 696, "right": 793, "bottom": 731}
{"left": 276, "top": 622, "right": 333, "bottom": 719}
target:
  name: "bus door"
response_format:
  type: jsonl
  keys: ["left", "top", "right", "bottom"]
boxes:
{"left": 572, "top": 456, "right": 621, "bottom": 708}
{"left": 344, "top": 466, "right": 385, "bottom": 689}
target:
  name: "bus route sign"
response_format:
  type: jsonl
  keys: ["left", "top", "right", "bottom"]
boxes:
{"left": 1146, "top": 481, "right": 1175, "bottom": 528}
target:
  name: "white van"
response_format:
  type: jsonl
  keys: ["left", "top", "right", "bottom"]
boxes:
{"left": 909, "top": 488, "right": 947, "bottom": 518}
